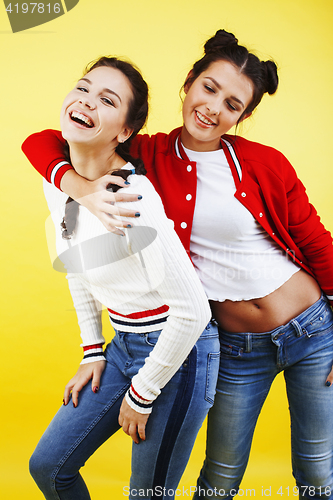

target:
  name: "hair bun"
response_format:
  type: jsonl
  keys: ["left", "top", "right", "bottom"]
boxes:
{"left": 204, "top": 29, "right": 238, "bottom": 54}
{"left": 262, "top": 60, "right": 279, "bottom": 95}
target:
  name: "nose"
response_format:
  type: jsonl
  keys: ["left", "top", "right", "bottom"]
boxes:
{"left": 79, "top": 97, "right": 95, "bottom": 109}
{"left": 206, "top": 103, "right": 219, "bottom": 116}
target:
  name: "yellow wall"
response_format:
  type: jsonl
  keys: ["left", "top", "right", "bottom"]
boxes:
{"left": 1, "top": 0, "right": 332, "bottom": 498}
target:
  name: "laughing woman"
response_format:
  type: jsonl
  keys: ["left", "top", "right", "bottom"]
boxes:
{"left": 23, "top": 31, "right": 333, "bottom": 499}
{"left": 25, "top": 56, "right": 219, "bottom": 500}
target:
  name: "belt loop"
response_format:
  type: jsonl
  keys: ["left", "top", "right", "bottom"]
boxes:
{"left": 244, "top": 334, "right": 252, "bottom": 353}
{"left": 291, "top": 320, "right": 303, "bottom": 337}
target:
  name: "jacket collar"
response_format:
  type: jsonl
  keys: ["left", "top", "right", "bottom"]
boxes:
{"left": 173, "top": 129, "right": 243, "bottom": 188}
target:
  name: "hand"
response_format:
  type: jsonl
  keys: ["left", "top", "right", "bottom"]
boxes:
{"left": 61, "top": 171, "right": 142, "bottom": 234}
{"left": 118, "top": 397, "right": 149, "bottom": 444}
{"left": 326, "top": 365, "right": 333, "bottom": 387}
{"left": 63, "top": 360, "right": 106, "bottom": 407}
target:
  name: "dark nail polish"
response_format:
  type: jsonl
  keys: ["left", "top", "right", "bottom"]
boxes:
{"left": 126, "top": 224, "right": 132, "bottom": 228}
{"left": 73, "top": 402, "right": 77, "bottom": 408}
{"left": 93, "top": 386, "right": 99, "bottom": 393}
{"left": 63, "top": 399, "right": 66, "bottom": 405}
{"left": 137, "top": 195, "right": 143, "bottom": 200}
{"left": 124, "top": 181, "right": 130, "bottom": 185}
{"left": 325, "top": 381, "right": 331, "bottom": 387}
{"left": 135, "top": 212, "right": 140, "bottom": 217}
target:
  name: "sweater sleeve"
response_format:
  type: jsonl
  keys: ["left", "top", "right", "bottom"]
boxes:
{"left": 66, "top": 273, "right": 106, "bottom": 364}
{"left": 22, "top": 129, "right": 71, "bottom": 189}
{"left": 115, "top": 175, "right": 212, "bottom": 413}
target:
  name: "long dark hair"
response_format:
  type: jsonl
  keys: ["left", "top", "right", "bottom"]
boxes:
{"left": 183, "top": 29, "right": 279, "bottom": 123}
{"left": 61, "top": 56, "right": 149, "bottom": 239}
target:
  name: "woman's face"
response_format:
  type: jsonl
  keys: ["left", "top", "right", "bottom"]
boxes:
{"left": 60, "top": 66, "right": 133, "bottom": 150}
{"left": 181, "top": 60, "right": 254, "bottom": 151}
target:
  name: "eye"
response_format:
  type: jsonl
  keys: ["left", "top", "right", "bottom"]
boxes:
{"left": 204, "top": 84, "right": 215, "bottom": 93}
{"left": 77, "top": 86, "right": 88, "bottom": 93}
{"left": 226, "top": 101, "right": 237, "bottom": 111}
{"left": 101, "top": 97, "right": 115, "bottom": 107}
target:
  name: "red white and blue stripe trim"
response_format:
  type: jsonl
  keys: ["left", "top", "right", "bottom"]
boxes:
{"left": 107, "top": 305, "right": 169, "bottom": 333}
{"left": 49, "top": 160, "right": 72, "bottom": 189}
{"left": 80, "top": 343, "right": 105, "bottom": 365}
{"left": 125, "top": 384, "right": 154, "bottom": 414}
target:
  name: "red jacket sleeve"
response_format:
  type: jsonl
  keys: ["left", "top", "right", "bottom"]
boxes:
{"left": 283, "top": 159, "right": 333, "bottom": 304}
{"left": 22, "top": 129, "right": 71, "bottom": 190}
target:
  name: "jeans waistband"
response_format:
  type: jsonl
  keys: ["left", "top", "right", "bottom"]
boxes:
{"left": 218, "top": 294, "right": 331, "bottom": 349}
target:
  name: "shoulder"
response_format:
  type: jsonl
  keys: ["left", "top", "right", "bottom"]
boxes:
{"left": 227, "top": 135, "right": 287, "bottom": 162}
{"left": 224, "top": 135, "right": 296, "bottom": 180}
{"left": 131, "top": 128, "right": 181, "bottom": 155}
{"left": 124, "top": 168, "right": 165, "bottom": 207}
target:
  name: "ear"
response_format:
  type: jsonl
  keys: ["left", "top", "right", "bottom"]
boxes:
{"left": 184, "top": 71, "right": 193, "bottom": 94}
{"left": 117, "top": 126, "right": 134, "bottom": 144}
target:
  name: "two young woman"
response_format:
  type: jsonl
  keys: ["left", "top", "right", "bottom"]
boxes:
{"left": 23, "top": 30, "right": 333, "bottom": 499}
{"left": 25, "top": 56, "right": 220, "bottom": 500}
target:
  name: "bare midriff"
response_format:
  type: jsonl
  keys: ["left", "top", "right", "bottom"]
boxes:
{"left": 210, "top": 269, "right": 321, "bottom": 333}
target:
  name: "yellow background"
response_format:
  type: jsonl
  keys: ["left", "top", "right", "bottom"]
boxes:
{"left": 1, "top": 0, "right": 333, "bottom": 498}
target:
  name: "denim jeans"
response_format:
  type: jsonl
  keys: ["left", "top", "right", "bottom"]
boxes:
{"left": 29, "top": 322, "right": 220, "bottom": 500}
{"left": 194, "top": 296, "right": 333, "bottom": 500}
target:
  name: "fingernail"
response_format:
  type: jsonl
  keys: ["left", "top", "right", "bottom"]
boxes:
{"left": 73, "top": 402, "right": 77, "bottom": 408}
{"left": 137, "top": 195, "right": 143, "bottom": 200}
{"left": 325, "top": 381, "right": 331, "bottom": 387}
{"left": 93, "top": 386, "right": 99, "bottom": 393}
{"left": 63, "top": 399, "right": 66, "bottom": 406}
{"left": 135, "top": 212, "right": 140, "bottom": 217}
{"left": 124, "top": 181, "right": 130, "bottom": 185}
{"left": 126, "top": 224, "right": 132, "bottom": 228}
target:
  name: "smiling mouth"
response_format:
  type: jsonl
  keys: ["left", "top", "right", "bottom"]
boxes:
{"left": 195, "top": 110, "right": 215, "bottom": 126}
{"left": 70, "top": 111, "right": 94, "bottom": 128}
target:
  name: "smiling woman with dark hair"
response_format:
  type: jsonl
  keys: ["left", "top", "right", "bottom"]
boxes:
{"left": 25, "top": 56, "right": 219, "bottom": 500}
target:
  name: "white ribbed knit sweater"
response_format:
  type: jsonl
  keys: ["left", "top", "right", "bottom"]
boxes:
{"left": 43, "top": 165, "right": 210, "bottom": 412}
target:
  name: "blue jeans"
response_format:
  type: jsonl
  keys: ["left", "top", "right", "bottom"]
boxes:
{"left": 194, "top": 296, "right": 333, "bottom": 500}
{"left": 29, "top": 322, "right": 220, "bottom": 500}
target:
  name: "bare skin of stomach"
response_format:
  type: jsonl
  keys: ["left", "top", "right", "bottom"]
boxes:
{"left": 210, "top": 269, "right": 322, "bottom": 333}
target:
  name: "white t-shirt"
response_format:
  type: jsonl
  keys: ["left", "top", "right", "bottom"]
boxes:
{"left": 183, "top": 145, "right": 300, "bottom": 302}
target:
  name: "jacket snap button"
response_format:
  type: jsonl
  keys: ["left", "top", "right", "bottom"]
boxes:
{"left": 181, "top": 222, "right": 187, "bottom": 229}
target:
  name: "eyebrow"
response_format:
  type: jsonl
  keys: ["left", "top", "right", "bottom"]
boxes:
{"left": 206, "top": 77, "right": 245, "bottom": 108}
{"left": 79, "top": 78, "right": 122, "bottom": 103}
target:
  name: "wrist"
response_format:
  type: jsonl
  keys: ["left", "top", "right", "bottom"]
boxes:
{"left": 60, "top": 169, "right": 89, "bottom": 200}
{"left": 125, "top": 384, "right": 153, "bottom": 414}
{"left": 80, "top": 343, "right": 105, "bottom": 365}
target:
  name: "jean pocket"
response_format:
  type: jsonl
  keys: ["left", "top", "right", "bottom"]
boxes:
{"left": 220, "top": 342, "right": 243, "bottom": 357}
{"left": 144, "top": 330, "right": 161, "bottom": 347}
{"left": 205, "top": 352, "right": 220, "bottom": 405}
{"left": 305, "top": 305, "right": 333, "bottom": 338}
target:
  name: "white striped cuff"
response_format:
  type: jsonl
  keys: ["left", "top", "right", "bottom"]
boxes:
{"left": 50, "top": 161, "right": 71, "bottom": 186}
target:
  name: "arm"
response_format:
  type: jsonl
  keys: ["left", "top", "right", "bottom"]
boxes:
{"left": 115, "top": 176, "right": 211, "bottom": 406}
{"left": 61, "top": 274, "right": 107, "bottom": 407}
{"left": 22, "top": 130, "right": 142, "bottom": 232}
{"left": 283, "top": 159, "right": 333, "bottom": 305}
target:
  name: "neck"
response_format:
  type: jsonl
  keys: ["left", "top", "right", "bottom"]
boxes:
{"left": 68, "top": 142, "right": 127, "bottom": 180}
{"left": 180, "top": 125, "right": 222, "bottom": 152}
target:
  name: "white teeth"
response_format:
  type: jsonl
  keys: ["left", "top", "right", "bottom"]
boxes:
{"left": 196, "top": 111, "right": 214, "bottom": 125}
{"left": 71, "top": 111, "right": 94, "bottom": 127}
